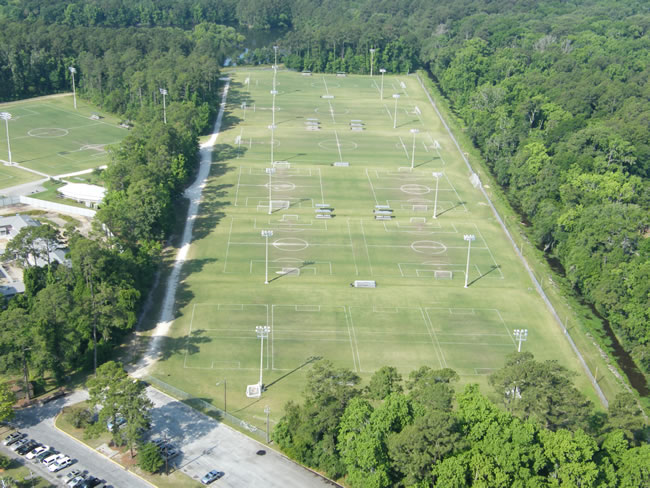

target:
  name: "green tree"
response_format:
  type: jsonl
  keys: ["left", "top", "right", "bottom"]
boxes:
{"left": 0, "top": 382, "right": 16, "bottom": 423}
{"left": 365, "top": 366, "right": 403, "bottom": 400}
{"left": 138, "top": 442, "right": 164, "bottom": 473}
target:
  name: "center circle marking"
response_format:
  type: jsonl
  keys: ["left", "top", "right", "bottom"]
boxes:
{"left": 410, "top": 240, "right": 447, "bottom": 255}
{"left": 28, "top": 128, "right": 69, "bottom": 138}
{"left": 273, "top": 238, "right": 309, "bottom": 252}
{"left": 400, "top": 184, "right": 431, "bottom": 195}
{"left": 266, "top": 181, "right": 295, "bottom": 192}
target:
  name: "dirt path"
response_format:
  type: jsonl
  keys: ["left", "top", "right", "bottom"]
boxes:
{"left": 130, "top": 80, "right": 231, "bottom": 378}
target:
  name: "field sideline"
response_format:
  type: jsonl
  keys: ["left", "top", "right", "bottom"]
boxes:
{"left": 148, "top": 69, "right": 602, "bottom": 431}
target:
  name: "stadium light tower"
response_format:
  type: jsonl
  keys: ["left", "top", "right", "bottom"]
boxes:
{"left": 410, "top": 128, "right": 419, "bottom": 170}
{"left": 68, "top": 67, "right": 77, "bottom": 109}
{"left": 261, "top": 230, "right": 274, "bottom": 284}
{"left": 463, "top": 234, "right": 476, "bottom": 288}
{"left": 159, "top": 88, "right": 168, "bottom": 124}
{"left": 432, "top": 172, "right": 443, "bottom": 218}
{"left": 369, "top": 48, "right": 376, "bottom": 77}
{"left": 392, "top": 94, "right": 400, "bottom": 129}
{"left": 513, "top": 329, "right": 528, "bottom": 352}
{"left": 379, "top": 68, "right": 386, "bottom": 99}
{"left": 273, "top": 45, "right": 279, "bottom": 68}
{"left": 270, "top": 89, "right": 278, "bottom": 126}
{"left": 266, "top": 164, "right": 276, "bottom": 215}
{"left": 0, "top": 112, "right": 11, "bottom": 164}
{"left": 256, "top": 325, "right": 271, "bottom": 391}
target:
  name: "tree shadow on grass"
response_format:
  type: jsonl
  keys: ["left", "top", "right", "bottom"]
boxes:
{"left": 173, "top": 258, "right": 218, "bottom": 318}
{"left": 156, "top": 328, "right": 212, "bottom": 362}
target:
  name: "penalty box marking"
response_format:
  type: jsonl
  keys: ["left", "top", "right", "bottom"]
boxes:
{"left": 424, "top": 307, "right": 516, "bottom": 344}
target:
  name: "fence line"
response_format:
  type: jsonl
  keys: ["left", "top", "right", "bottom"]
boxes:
{"left": 0, "top": 196, "right": 20, "bottom": 207}
{"left": 18, "top": 196, "right": 97, "bottom": 217}
{"left": 414, "top": 72, "right": 608, "bottom": 407}
{"left": 143, "top": 375, "right": 267, "bottom": 442}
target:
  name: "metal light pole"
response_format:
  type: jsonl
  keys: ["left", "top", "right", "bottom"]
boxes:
{"left": 432, "top": 172, "right": 443, "bottom": 219}
{"left": 270, "top": 90, "right": 278, "bottom": 126}
{"left": 69, "top": 67, "right": 77, "bottom": 109}
{"left": 261, "top": 230, "right": 273, "bottom": 284}
{"left": 159, "top": 88, "right": 167, "bottom": 124}
{"left": 273, "top": 45, "right": 279, "bottom": 68}
{"left": 379, "top": 68, "right": 386, "bottom": 99}
{"left": 0, "top": 113, "right": 11, "bottom": 164}
{"left": 513, "top": 329, "right": 528, "bottom": 352}
{"left": 410, "top": 128, "right": 419, "bottom": 170}
{"left": 216, "top": 379, "right": 227, "bottom": 413}
{"left": 369, "top": 48, "right": 375, "bottom": 76}
{"left": 256, "top": 326, "right": 271, "bottom": 390}
{"left": 268, "top": 124, "right": 276, "bottom": 168}
{"left": 463, "top": 234, "right": 476, "bottom": 288}
{"left": 264, "top": 405, "right": 271, "bottom": 443}
{"left": 266, "top": 165, "right": 275, "bottom": 215}
{"left": 392, "top": 94, "right": 400, "bottom": 129}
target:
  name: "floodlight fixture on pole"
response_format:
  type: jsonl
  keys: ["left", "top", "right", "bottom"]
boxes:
{"left": 463, "top": 234, "right": 476, "bottom": 288}
{"left": 432, "top": 172, "right": 443, "bottom": 219}
{"left": 369, "top": 48, "right": 376, "bottom": 77}
{"left": 410, "top": 128, "right": 419, "bottom": 170}
{"left": 0, "top": 112, "right": 11, "bottom": 164}
{"left": 379, "top": 68, "right": 386, "bottom": 99}
{"left": 513, "top": 329, "right": 528, "bottom": 352}
{"left": 392, "top": 94, "right": 400, "bottom": 129}
{"left": 261, "top": 230, "right": 273, "bottom": 284}
{"left": 68, "top": 67, "right": 77, "bottom": 109}
{"left": 159, "top": 88, "right": 168, "bottom": 124}
{"left": 256, "top": 325, "right": 271, "bottom": 389}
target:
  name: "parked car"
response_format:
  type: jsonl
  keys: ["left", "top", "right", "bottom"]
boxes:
{"left": 35, "top": 449, "right": 56, "bottom": 462}
{"left": 67, "top": 475, "right": 86, "bottom": 488}
{"left": 201, "top": 470, "right": 224, "bottom": 484}
{"left": 10, "top": 438, "right": 28, "bottom": 451}
{"left": 43, "top": 453, "right": 65, "bottom": 466}
{"left": 49, "top": 456, "right": 72, "bottom": 472}
{"left": 66, "top": 469, "right": 82, "bottom": 480}
{"left": 26, "top": 445, "right": 49, "bottom": 460}
{"left": 16, "top": 440, "right": 39, "bottom": 455}
{"left": 106, "top": 416, "right": 126, "bottom": 431}
{"left": 3, "top": 432, "right": 25, "bottom": 446}
{"left": 80, "top": 477, "right": 102, "bottom": 488}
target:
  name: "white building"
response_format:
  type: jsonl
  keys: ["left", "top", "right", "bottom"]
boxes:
{"left": 58, "top": 183, "right": 106, "bottom": 207}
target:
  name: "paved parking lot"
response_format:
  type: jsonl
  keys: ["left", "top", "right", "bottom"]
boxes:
{"left": 8, "top": 391, "right": 152, "bottom": 488}
{"left": 145, "top": 387, "right": 337, "bottom": 487}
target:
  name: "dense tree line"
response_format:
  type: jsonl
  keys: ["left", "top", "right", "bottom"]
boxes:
{"left": 273, "top": 358, "right": 648, "bottom": 487}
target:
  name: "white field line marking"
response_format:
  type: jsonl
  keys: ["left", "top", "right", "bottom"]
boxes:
{"left": 443, "top": 173, "right": 468, "bottom": 212}
{"left": 398, "top": 136, "right": 410, "bottom": 160}
{"left": 495, "top": 309, "right": 517, "bottom": 346}
{"left": 42, "top": 102, "right": 127, "bottom": 129}
{"left": 422, "top": 141, "right": 429, "bottom": 152}
{"left": 334, "top": 130, "right": 344, "bottom": 162}
{"left": 475, "top": 227, "right": 505, "bottom": 279}
{"left": 422, "top": 308, "right": 448, "bottom": 368}
{"left": 343, "top": 306, "right": 359, "bottom": 372}
{"left": 383, "top": 104, "right": 393, "bottom": 121}
{"left": 234, "top": 166, "right": 242, "bottom": 206}
{"left": 365, "top": 168, "right": 380, "bottom": 204}
{"left": 347, "top": 219, "right": 359, "bottom": 276}
{"left": 322, "top": 76, "right": 329, "bottom": 95}
{"left": 327, "top": 100, "right": 336, "bottom": 123}
{"left": 359, "top": 219, "right": 374, "bottom": 276}
{"left": 317, "top": 167, "right": 326, "bottom": 204}
{"left": 346, "top": 308, "right": 363, "bottom": 372}
{"left": 184, "top": 303, "right": 198, "bottom": 368}
{"left": 223, "top": 218, "right": 235, "bottom": 272}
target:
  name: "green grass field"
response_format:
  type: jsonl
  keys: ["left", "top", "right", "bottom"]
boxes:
{"left": 149, "top": 69, "right": 601, "bottom": 431}
{"left": 0, "top": 94, "right": 127, "bottom": 187}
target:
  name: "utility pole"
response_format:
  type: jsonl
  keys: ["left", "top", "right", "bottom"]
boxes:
{"left": 463, "top": 234, "right": 476, "bottom": 288}
{"left": 264, "top": 405, "right": 271, "bottom": 443}
{"left": 69, "top": 67, "right": 77, "bottom": 109}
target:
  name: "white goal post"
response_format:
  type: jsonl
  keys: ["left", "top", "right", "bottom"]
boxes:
{"left": 273, "top": 161, "right": 291, "bottom": 169}
{"left": 434, "top": 270, "right": 453, "bottom": 279}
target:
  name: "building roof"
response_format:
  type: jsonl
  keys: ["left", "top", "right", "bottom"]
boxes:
{"left": 58, "top": 183, "right": 106, "bottom": 203}
{"left": 0, "top": 214, "right": 40, "bottom": 238}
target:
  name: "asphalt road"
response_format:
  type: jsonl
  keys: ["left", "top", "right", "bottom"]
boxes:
{"left": 7, "top": 390, "right": 152, "bottom": 488}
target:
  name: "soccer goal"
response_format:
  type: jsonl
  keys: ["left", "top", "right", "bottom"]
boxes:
{"left": 273, "top": 161, "right": 291, "bottom": 169}
{"left": 271, "top": 200, "right": 290, "bottom": 211}
{"left": 246, "top": 383, "right": 261, "bottom": 398}
{"left": 277, "top": 267, "right": 300, "bottom": 276}
{"left": 434, "top": 270, "right": 453, "bottom": 280}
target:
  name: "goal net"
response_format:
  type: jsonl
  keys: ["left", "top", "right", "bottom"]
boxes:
{"left": 434, "top": 270, "right": 453, "bottom": 279}
{"left": 271, "top": 200, "right": 290, "bottom": 211}
{"left": 273, "top": 161, "right": 291, "bottom": 169}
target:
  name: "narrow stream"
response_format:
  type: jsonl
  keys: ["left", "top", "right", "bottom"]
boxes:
{"left": 546, "top": 256, "right": 649, "bottom": 397}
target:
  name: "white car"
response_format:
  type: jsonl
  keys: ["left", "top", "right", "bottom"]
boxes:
{"left": 26, "top": 445, "right": 49, "bottom": 460}
{"left": 43, "top": 453, "right": 64, "bottom": 466}
{"left": 49, "top": 456, "right": 72, "bottom": 472}
{"left": 67, "top": 475, "right": 86, "bottom": 487}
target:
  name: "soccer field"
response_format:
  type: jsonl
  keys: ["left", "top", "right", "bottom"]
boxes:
{"left": 149, "top": 69, "right": 598, "bottom": 431}
{"left": 0, "top": 95, "right": 127, "bottom": 186}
